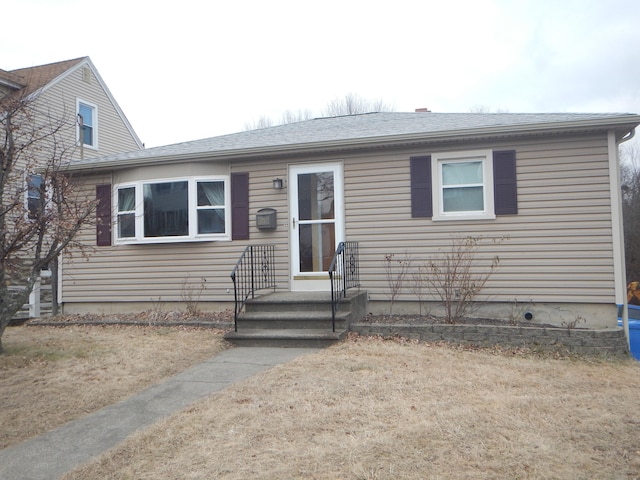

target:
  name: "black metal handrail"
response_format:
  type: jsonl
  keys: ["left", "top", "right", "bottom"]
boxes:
{"left": 328, "top": 241, "right": 360, "bottom": 331}
{"left": 230, "top": 244, "right": 276, "bottom": 331}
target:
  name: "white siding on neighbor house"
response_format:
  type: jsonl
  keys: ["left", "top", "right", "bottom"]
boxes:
{"left": 61, "top": 132, "right": 617, "bottom": 308}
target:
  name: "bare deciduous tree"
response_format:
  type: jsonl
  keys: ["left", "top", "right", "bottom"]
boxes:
{"left": 280, "top": 109, "right": 314, "bottom": 125}
{"left": 244, "top": 94, "right": 393, "bottom": 131}
{"left": 621, "top": 143, "right": 640, "bottom": 283}
{"left": 243, "top": 115, "right": 275, "bottom": 131}
{"left": 323, "top": 93, "right": 393, "bottom": 117}
{"left": 0, "top": 91, "right": 96, "bottom": 353}
{"left": 468, "top": 105, "right": 510, "bottom": 113}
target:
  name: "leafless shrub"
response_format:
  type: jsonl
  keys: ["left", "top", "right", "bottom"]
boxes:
{"left": 562, "top": 315, "right": 586, "bottom": 331}
{"left": 383, "top": 252, "right": 411, "bottom": 316}
{"left": 148, "top": 297, "right": 168, "bottom": 324}
{"left": 426, "top": 235, "right": 503, "bottom": 323}
{"left": 409, "top": 262, "right": 430, "bottom": 317}
{"left": 180, "top": 276, "right": 207, "bottom": 317}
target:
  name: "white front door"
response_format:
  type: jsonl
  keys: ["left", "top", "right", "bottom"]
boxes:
{"left": 289, "top": 163, "right": 344, "bottom": 291}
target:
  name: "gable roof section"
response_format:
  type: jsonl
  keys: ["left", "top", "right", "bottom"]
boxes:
{"left": 8, "top": 57, "right": 86, "bottom": 98}
{"left": 2, "top": 57, "right": 143, "bottom": 149}
{"left": 67, "top": 112, "right": 640, "bottom": 171}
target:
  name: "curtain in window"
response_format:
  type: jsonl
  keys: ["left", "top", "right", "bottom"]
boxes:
{"left": 118, "top": 187, "right": 135, "bottom": 212}
{"left": 197, "top": 181, "right": 224, "bottom": 206}
{"left": 117, "top": 187, "right": 136, "bottom": 238}
{"left": 197, "top": 181, "right": 225, "bottom": 234}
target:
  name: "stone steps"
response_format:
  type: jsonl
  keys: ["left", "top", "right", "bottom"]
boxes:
{"left": 225, "top": 290, "right": 367, "bottom": 347}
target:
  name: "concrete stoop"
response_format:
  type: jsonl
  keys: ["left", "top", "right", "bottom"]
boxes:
{"left": 225, "top": 290, "right": 367, "bottom": 347}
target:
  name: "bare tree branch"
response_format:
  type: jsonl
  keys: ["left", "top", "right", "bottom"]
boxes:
{"left": 0, "top": 91, "right": 97, "bottom": 352}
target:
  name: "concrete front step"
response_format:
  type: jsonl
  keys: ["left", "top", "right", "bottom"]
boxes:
{"left": 237, "top": 310, "right": 350, "bottom": 330}
{"left": 225, "top": 328, "right": 348, "bottom": 348}
{"left": 225, "top": 289, "right": 368, "bottom": 348}
{"left": 244, "top": 292, "right": 334, "bottom": 313}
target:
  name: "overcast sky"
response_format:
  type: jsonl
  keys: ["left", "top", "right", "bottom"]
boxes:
{"left": 3, "top": 0, "right": 640, "bottom": 148}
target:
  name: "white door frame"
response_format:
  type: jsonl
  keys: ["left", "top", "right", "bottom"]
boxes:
{"left": 289, "top": 162, "right": 344, "bottom": 291}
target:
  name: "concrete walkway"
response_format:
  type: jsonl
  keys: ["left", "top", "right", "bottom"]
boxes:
{"left": 0, "top": 347, "right": 318, "bottom": 480}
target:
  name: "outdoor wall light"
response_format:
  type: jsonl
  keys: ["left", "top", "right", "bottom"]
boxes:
{"left": 273, "top": 178, "right": 284, "bottom": 190}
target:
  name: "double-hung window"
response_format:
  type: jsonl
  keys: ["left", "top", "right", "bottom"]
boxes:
{"left": 115, "top": 177, "right": 230, "bottom": 244}
{"left": 77, "top": 99, "right": 97, "bottom": 148}
{"left": 432, "top": 150, "right": 495, "bottom": 221}
{"left": 26, "top": 174, "right": 44, "bottom": 219}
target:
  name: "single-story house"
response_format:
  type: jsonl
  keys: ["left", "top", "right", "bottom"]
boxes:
{"left": 62, "top": 111, "right": 640, "bottom": 330}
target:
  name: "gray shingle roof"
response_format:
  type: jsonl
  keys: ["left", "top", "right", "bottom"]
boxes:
{"left": 69, "top": 112, "right": 640, "bottom": 169}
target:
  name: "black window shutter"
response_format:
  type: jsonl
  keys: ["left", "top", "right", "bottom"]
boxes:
{"left": 96, "top": 184, "right": 112, "bottom": 246}
{"left": 493, "top": 150, "right": 518, "bottom": 215}
{"left": 410, "top": 156, "right": 432, "bottom": 218}
{"left": 231, "top": 172, "right": 249, "bottom": 240}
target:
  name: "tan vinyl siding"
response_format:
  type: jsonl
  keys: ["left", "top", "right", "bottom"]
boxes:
{"left": 344, "top": 134, "right": 615, "bottom": 304}
{"left": 62, "top": 162, "right": 292, "bottom": 304}
{"left": 62, "top": 132, "right": 617, "bottom": 308}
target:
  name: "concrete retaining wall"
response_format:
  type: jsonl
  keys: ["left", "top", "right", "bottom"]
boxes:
{"left": 350, "top": 323, "right": 629, "bottom": 357}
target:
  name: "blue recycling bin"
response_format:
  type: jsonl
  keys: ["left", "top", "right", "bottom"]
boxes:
{"left": 619, "top": 305, "right": 640, "bottom": 361}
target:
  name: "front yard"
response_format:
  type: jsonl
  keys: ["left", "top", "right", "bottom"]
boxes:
{"left": 2, "top": 324, "right": 640, "bottom": 479}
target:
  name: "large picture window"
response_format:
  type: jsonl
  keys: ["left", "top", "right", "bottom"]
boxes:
{"left": 115, "top": 177, "right": 230, "bottom": 243}
{"left": 432, "top": 150, "right": 495, "bottom": 221}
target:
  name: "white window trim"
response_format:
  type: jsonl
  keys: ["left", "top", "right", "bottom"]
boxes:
{"left": 431, "top": 149, "right": 496, "bottom": 221}
{"left": 25, "top": 173, "right": 44, "bottom": 220}
{"left": 114, "top": 176, "right": 231, "bottom": 245}
{"left": 76, "top": 98, "right": 99, "bottom": 150}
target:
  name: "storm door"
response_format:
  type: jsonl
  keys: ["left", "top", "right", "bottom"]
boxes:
{"left": 289, "top": 163, "right": 344, "bottom": 291}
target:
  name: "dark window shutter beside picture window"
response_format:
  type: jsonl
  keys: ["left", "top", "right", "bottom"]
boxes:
{"left": 410, "top": 155, "right": 432, "bottom": 218}
{"left": 493, "top": 150, "right": 518, "bottom": 215}
{"left": 231, "top": 172, "right": 250, "bottom": 240}
{"left": 96, "top": 184, "right": 112, "bottom": 246}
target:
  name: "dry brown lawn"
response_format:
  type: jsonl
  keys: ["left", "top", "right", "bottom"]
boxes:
{"left": 60, "top": 335, "right": 640, "bottom": 480}
{"left": 0, "top": 324, "right": 227, "bottom": 449}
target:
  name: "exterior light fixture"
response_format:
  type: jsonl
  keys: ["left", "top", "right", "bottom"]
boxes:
{"left": 273, "top": 178, "right": 284, "bottom": 190}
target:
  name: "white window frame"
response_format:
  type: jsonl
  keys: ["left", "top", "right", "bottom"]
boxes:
{"left": 431, "top": 149, "right": 495, "bottom": 221}
{"left": 114, "top": 176, "right": 231, "bottom": 244}
{"left": 76, "top": 98, "right": 98, "bottom": 150}
{"left": 25, "top": 173, "right": 44, "bottom": 220}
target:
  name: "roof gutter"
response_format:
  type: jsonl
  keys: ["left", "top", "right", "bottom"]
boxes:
{"left": 617, "top": 127, "right": 636, "bottom": 145}
{"left": 0, "top": 77, "right": 24, "bottom": 90}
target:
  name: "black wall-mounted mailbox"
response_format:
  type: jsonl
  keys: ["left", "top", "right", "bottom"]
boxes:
{"left": 256, "top": 208, "right": 277, "bottom": 230}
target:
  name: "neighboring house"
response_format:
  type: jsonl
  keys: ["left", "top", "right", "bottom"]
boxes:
{"left": 1, "top": 57, "right": 143, "bottom": 158}
{"left": 62, "top": 112, "right": 640, "bottom": 328}
{"left": 1, "top": 57, "right": 143, "bottom": 315}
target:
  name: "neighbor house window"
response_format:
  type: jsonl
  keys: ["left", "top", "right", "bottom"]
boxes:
{"left": 432, "top": 150, "right": 495, "bottom": 221}
{"left": 115, "top": 177, "right": 230, "bottom": 243}
{"left": 77, "top": 100, "right": 97, "bottom": 148}
{"left": 26, "top": 174, "right": 43, "bottom": 219}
